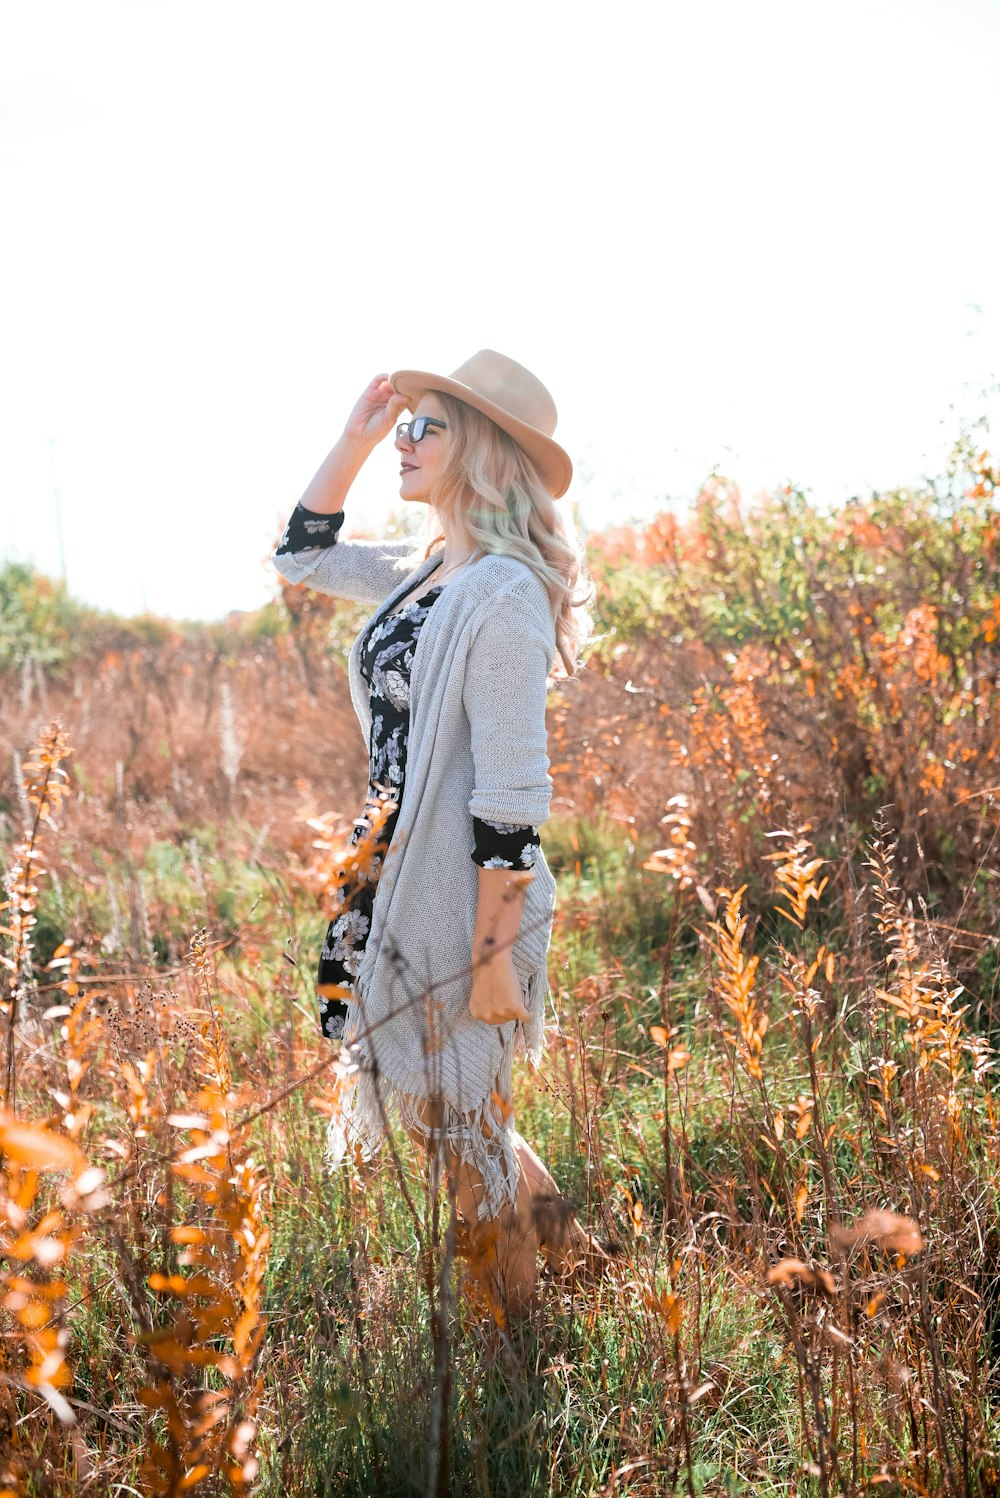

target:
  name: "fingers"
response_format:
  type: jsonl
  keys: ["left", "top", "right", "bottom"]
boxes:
{"left": 367, "top": 375, "right": 407, "bottom": 412}
{"left": 509, "top": 986, "right": 531, "bottom": 1024}
{"left": 366, "top": 374, "right": 398, "bottom": 403}
{"left": 470, "top": 1001, "right": 531, "bottom": 1026}
{"left": 469, "top": 968, "right": 533, "bottom": 1027}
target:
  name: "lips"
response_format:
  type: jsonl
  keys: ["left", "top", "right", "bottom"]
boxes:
{"left": 400, "top": 464, "right": 417, "bottom": 473}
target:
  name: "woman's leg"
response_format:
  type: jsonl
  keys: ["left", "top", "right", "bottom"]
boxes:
{"left": 511, "top": 1129, "right": 617, "bottom": 1281}
{"left": 447, "top": 1144, "right": 538, "bottom": 1318}
{"left": 403, "top": 1099, "right": 538, "bottom": 1318}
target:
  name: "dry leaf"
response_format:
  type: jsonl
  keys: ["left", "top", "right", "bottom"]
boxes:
{"left": 695, "top": 885, "right": 717, "bottom": 915}
{"left": 766, "top": 1257, "right": 837, "bottom": 1296}
{"left": 830, "top": 1209, "right": 924, "bottom": 1258}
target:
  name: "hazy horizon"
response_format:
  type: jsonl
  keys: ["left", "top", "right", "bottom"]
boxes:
{"left": 3, "top": 0, "right": 998, "bottom": 620}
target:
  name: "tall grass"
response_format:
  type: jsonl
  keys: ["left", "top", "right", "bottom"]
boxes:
{"left": 2, "top": 452, "right": 1000, "bottom": 1493}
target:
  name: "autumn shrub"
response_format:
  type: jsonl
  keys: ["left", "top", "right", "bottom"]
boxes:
{"left": 0, "top": 564, "right": 93, "bottom": 673}
{"left": 4, "top": 703, "right": 1000, "bottom": 1494}
{"left": 1, "top": 728, "right": 272, "bottom": 1493}
{"left": 559, "top": 446, "right": 1000, "bottom": 932}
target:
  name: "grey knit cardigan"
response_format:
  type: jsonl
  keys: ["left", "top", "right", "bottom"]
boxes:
{"left": 272, "top": 526, "right": 559, "bottom": 1218}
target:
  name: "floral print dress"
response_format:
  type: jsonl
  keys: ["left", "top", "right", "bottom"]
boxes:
{"left": 276, "top": 502, "right": 541, "bottom": 1040}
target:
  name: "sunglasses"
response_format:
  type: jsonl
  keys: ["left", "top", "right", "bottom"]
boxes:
{"left": 396, "top": 416, "right": 447, "bottom": 443}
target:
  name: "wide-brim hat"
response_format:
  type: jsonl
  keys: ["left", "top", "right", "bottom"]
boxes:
{"left": 390, "top": 349, "right": 573, "bottom": 499}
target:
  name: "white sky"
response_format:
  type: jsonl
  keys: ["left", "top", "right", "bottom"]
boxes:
{"left": 1, "top": 0, "right": 998, "bottom": 620}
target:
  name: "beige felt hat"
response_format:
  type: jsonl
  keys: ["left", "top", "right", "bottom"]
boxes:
{"left": 390, "top": 349, "right": 573, "bottom": 499}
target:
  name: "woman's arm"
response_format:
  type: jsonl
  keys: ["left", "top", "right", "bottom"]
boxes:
{"left": 462, "top": 590, "right": 555, "bottom": 1026}
{"left": 469, "top": 816, "right": 540, "bottom": 1024}
{"left": 469, "top": 865, "right": 532, "bottom": 1026}
{"left": 472, "top": 863, "right": 531, "bottom": 969}
{"left": 301, "top": 373, "right": 408, "bottom": 514}
{"left": 271, "top": 374, "right": 419, "bottom": 605}
{"left": 298, "top": 432, "right": 379, "bottom": 517}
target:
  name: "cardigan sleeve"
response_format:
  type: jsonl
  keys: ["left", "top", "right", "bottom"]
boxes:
{"left": 461, "top": 590, "right": 555, "bottom": 828}
{"left": 271, "top": 503, "right": 422, "bottom": 607}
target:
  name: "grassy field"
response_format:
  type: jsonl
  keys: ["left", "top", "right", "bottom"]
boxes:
{"left": 2, "top": 444, "right": 1000, "bottom": 1495}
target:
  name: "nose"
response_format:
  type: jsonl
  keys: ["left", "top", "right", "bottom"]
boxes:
{"left": 395, "top": 424, "right": 415, "bottom": 453}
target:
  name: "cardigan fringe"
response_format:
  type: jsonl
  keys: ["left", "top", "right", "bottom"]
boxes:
{"left": 327, "top": 969, "right": 548, "bottom": 1222}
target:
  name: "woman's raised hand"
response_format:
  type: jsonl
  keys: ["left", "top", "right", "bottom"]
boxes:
{"left": 343, "top": 374, "right": 410, "bottom": 447}
{"left": 295, "top": 374, "right": 407, "bottom": 514}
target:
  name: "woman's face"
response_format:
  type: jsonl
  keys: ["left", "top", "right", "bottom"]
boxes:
{"left": 395, "top": 392, "right": 449, "bottom": 504}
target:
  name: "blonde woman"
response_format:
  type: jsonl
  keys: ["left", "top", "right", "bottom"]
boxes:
{"left": 273, "top": 350, "right": 616, "bottom": 1316}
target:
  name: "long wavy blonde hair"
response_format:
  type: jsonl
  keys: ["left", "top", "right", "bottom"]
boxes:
{"left": 404, "top": 391, "right": 595, "bottom": 678}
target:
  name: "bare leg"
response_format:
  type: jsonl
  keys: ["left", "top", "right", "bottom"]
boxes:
{"left": 510, "top": 1129, "right": 561, "bottom": 1198}
{"left": 449, "top": 1147, "right": 538, "bottom": 1318}
{"left": 403, "top": 1098, "right": 538, "bottom": 1318}
{"left": 511, "top": 1128, "right": 618, "bottom": 1282}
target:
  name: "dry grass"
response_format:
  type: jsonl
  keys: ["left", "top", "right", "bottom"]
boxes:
{"left": 2, "top": 454, "right": 1000, "bottom": 1494}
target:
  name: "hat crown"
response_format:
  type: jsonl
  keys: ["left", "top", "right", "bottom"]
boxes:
{"left": 447, "top": 349, "right": 558, "bottom": 439}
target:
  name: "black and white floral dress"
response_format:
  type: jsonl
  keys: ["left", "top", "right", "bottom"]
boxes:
{"left": 277, "top": 503, "right": 541, "bottom": 1040}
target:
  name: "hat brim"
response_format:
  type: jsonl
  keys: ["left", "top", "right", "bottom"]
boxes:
{"left": 390, "top": 368, "right": 573, "bottom": 499}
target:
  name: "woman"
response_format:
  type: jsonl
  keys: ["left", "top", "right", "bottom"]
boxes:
{"left": 272, "top": 350, "right": 613, "bottom": 1316}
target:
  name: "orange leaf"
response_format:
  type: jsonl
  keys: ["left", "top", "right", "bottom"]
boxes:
{"left": 171, "top": 1163, "right": 218, "bottom": 1185}
{"left": 0, "top": 1117, "right": 88, "bottom": 1176}
{"left": 660, "top": 1291, "right": 682, "bottom": 1334}
{"left": 489, "top": 1089, "right": 514, "bottom": 1123}
{"left": 170, "top": 1226, "right": 209, "bottom": 1245}
{"left": 180, "top": 1466, "right": 212, "bottom": 1489}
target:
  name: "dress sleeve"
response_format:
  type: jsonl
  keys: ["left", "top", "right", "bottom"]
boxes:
{"left": 272, "top": 504, "right": 423, "bottom": 606}
{"left": 472, "top": 816, "right": 541, "bottom": 870}
{"left": 461, "top": 590, "right": 555, "bottom": 828}
{"left": 275, "top": 503, "right": 346, "bottom": 555}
